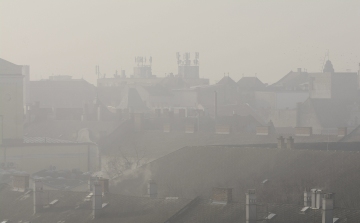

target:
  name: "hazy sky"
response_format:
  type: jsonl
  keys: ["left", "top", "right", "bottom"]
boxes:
{"left": 1, "top": 0, "right": 360, "bottom": 85}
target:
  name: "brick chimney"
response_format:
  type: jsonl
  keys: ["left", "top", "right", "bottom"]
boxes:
{"left": 147, "top": 179, "right": 158, "bottom": 198}
{"left": 33, "top": 179, "right": 44, "bottom": 214}
{"left": 322, "top": 193, "right": 334, "bottom": 223}
{"left": 93, "top": 181, "right": 103, "bottom": 218}
{"left": 246, "top": 189, "right": 257, "bottom": 223}
{"left": 12, "top": 174, "right": 29, "bottom": 192}
{"left": 97, "top": 106, "right": 102, "bottom": 121}
{"left": 286, "top": 136, "right": 294, "bottom": 149}
{"left": 304, "top": 190, "right": 311, "bottom": 207}
{"left": 212, "top": 187, "right": 232, "bottom": 204}
{"left": 277, "top": 136, "right": 285, "bottom": 149}
{"left": 311, "top": 189, "right": 323, "bottom": 209}
{"left": 98, "top": 178, "right": 109, "bottom": 194}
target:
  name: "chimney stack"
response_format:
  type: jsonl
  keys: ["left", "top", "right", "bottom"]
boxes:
{"left": 304, "top": 190, "right": 311, "bottom": 207}
{"left": 246, "top": 189, "right": 256, "bottom": 223}
{"left": 33, "top": 179, "right": 44, "bottom": 214}
{"left": 286, "top": 136, "right": 294, "bottom": 149}
{"left": 98, "top": 178, "right": 109, "bottom": 194}
{"left": 97, "top": 106, "right": 102, "bottom": 121}
{"left": 147, "top": 179, "right": 158, "bottom": 198}
{"left": 311, "top": 189, "right": 323, "bottom": 209}
{"left": 277, "top": 136, "right": 285, "bottom": 149}
{"left": 322, "top": 193, "right": 334, "bottom": 223}
{"left": 93, "top": 181, "right": 103, "bottom": 218}
{"left": 212, "top": 187, "right": 232, "bottom": 204}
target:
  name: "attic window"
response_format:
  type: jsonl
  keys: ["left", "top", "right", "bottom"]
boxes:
{"left": 266, "top": 213, "right": 276, "bottom": 220}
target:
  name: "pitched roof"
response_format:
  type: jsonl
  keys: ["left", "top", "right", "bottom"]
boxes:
{"left": 0, "top": 187, "right": 191, "bottom": 223}
{"left": 270, "top": 71, "right": 309, "bottom": 90}
{"left": 0, "top": 58, "right": 23, "bottom": 75}
{"left": 29, "top": 78, "right": 96, "bottom": 108}
{"left": 308, "top": 98, "right": 351, "bottom": 128}
{"left": 117, "top": 87, "right": 149, "bottom": 111}
{"left": 237, "top": 77, "right": 265, "bottom": 91}
{"left": 216, "top": 76, "right": 237, "bottom": 88}
{"left": 24, "top": 120, "right": 120, "bottom": 142}
{"left": 113, "top": 145, "right": 360, "bottom": 209}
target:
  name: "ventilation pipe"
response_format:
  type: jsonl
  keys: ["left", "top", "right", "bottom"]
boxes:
{"left": 246, "top": 189, "right": 256, "bottom": 223}
{"left": 93, "top": 181, "right": 103, "bottom": 218}
{"left": 33, "top": 179, "right": 44, "bottom": 214}
{"left": 147, "top": 179, "right": 158, "bottom": 198}
{"left": 304, "top": 190, "right": 311, "bottom": 207}
{"left": 322, "top": 193, "right": 334, "bottom": 223}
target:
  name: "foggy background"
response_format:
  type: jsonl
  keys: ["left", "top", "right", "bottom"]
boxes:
{"left": 1, "top": 0, "right": 360, "bottom": 85}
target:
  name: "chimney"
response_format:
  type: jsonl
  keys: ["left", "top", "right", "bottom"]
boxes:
{"left": 12, "top": 174, "right": 30, "bottom": 192}
{"left": 297, "top": 68, "right": 302, "bottom": 73}
{"left": 88, "top": 176, "right": 96, "bottom": 191}
{"left": 98, "top": 178, "right": 109, "bottom": 194}
{"left": 277, "top": 136, "right": 285, "bottom": 149}
{"left": 33, "top": 179, "right": 44, "bottom": 214}
{"left": 93, "top": 181, "right": 103, "bottom": 218}
{"left": 97, "top": 106, "right": 102, "bottom": 121}
{"left": 286, "top": 136, "right": 294, "bottom": 149}
{"left": 147, "top": 179, "right": 158, "bottom": 198}
{"left": 322, "top": 193, "right": 334, "bottom": 223}
{"left": 311, "top": 189, "right": 323, "bottom": 209}
{"left": 246, "top": 189, "right": 256, "bottom": 223}
{"left": 304, "top": 190, "right": 311, "bottom": 207}
{"left": 316, "top": 190, "right": 323, "bottom": 209}
{"left": 311, "top": 189, "right": 317, "bottom": 209}
{"left": 212, "top": 187, "right": 232, "bottom": 204}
